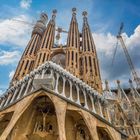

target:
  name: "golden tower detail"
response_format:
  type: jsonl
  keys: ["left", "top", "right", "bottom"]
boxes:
{"left": 12, "top": 13, "right": 48, "bottom": 84}
{"left": 66, "top": 8, "right": 80, "bottom": 76}
{"left": 80, "top": 11, "right": 102, "bottom": 92}
{"left": 34, "top": 10, "right": 57, "bottom": 68}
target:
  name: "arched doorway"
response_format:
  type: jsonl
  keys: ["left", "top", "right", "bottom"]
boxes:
{"left": 65, "top": 110, "right": 92, "bottom": 140}
{"left": 9, "top": 95, "right": 58, "bottom": 140}
{"left": 97, "top": 127, "right": 113, "bottom": 140}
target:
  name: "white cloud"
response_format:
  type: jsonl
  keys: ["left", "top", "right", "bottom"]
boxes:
{"left": 9, "top": 70, "right": 15, "bottom": 80}
{"left": 125, "top": 25, "right": 140, "bottom": 49}
{"left": 93, "top": 25, "right": 140, "bottom": 88}
{"left": 20, "top": 0, "right": 32, "bottom": 9}
{"left": 0, "top": 15, "right": 32, "bottom": 48}
{"left": 0, "top": 50, "right": 21, "bottom": 65}
{"left": 93, "top": 32, "right": 116, "bottom": 56}
{"left": 94, "top": 25, "right": 140, "bottom": 54}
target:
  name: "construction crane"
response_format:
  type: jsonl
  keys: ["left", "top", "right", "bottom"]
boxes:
{"left": 10, "top": 19, "right": 68, "bottom": 45}
{"left": 55, "top": 27, "right": 68, "bottom": 45}
{"left": 115, "top": 23, "right": 140, "bottom": 88}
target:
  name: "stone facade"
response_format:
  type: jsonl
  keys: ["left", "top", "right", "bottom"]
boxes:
{"left": 0, "top": 8, "right": 140, "bottom": 140}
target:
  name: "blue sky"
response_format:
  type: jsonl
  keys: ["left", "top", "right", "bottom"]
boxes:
{"left": 0, "top": 0, "right": 140, "bottom": 93}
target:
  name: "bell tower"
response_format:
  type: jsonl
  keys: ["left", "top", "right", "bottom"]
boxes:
{"left": 81, "top": 11, "right": 102, "bottom": 92}
{"left": 66, "top": 8, "right": 80, "bottom": 76}
{"left": 12, "top": 13, "right": 48, "bottom": 85}
{"left": 34, "top": 10, "right": 57, "bottom": 68}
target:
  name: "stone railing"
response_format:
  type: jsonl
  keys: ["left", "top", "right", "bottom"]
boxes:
{"left": 0, "top": 61, "right": 111, "bottom": 123}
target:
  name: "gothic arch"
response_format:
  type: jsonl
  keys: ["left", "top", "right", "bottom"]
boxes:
{"left": 51, "top": 49, "right": 65, "bottom": 57}
{"left": 65, "top": 80, "right": 70, "bottom": 98}
{"left": 58, "top": 76, "right": 63, "bottom": 94}
{"left": 8, "top": 94, "right": 59, "bottom": 140}
{"left": 97, "top": 127, "right": 114, "bottom": 140}
{"left": 0, "top": 111, "right": 14, "bottom": 136}
{"left": 72, "top": 84, "right": 78, "bottom": 102}
{"left": 50, "top": 50, "right": 66, "bottom": 68}
{"left": 86, "top": 93, "right": 93, "bottom": 111}
{"left": 79, "top": 89, "right": 85, "bottom": 107}
{"left": 65, "top": 110, "right": 92, "bottom": 140}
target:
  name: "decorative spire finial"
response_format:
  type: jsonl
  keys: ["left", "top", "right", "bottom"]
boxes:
{"left": 40, "top": 12, "right": 48, "bottom": 24}
{"left": 105, "top": 80, "right": 108, "bottom": 85}
{"left": 105, "top": 80, "right": 109, "bottom": 91}
{"left": 53, "top": 9, "right": 57, "bottom": 15}
{"left": 52, "top": 9, "right": 57, "bottom": 20}
{"left": 82, "top": 11, "right": 88, "bottom": 24}
{"left": 72, "top": 7, "right": 76, "bottom": 13}
{"left": 72, "top": 8, "right": 76, "bottom": 17}
{"left": 116, "top": 80, "right": 120, "bottom": 86}
{"left": 82, "top": 11, "right": 88, "bottom": 17}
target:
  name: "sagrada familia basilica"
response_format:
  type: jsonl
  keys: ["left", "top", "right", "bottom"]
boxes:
{"left": 0, "top": 8, "right": 140, "bottom": 140}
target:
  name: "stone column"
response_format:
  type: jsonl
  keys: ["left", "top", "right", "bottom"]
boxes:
{"left": 89, "top": 94, "right": 96, "bottom": 113}
{"left": 3, "top": 93, "right": 12, "bottom": 107}
{"left": 10, "top": 88, "right": 19, "bottom": 104}
{"left": 52, "top": 97, "right": 67, "bottom": 140}
{"left": 69, "top": 81, "right": 73, "bottom": 101}
{"left": 54, "top": 73, "right": 59, "bottom": 93}
{"left": 62, "top": 77, "right": 66, "bottom": 97}
{"left": 17, "top": 83, "right": 25, "bottom": 100}
{"left": 0, "top": 97, "right": 6, "bottom": 108}
{"left": 83, "top": 90, "right": 88, "bottom": 109}
{"left": 23, "top": 79, "right": 32, "bottom": 96}
{"left": 81, "top": 110, "right": 99, "bottom": 140}
{"left": 76, "top": 86, "right": 80, "bottom": 105}
{"left": 41, "top": 69, "right": 45, "bottom": 78}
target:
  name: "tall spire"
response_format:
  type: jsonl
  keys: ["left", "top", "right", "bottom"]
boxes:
{"left": 11, "top": 13, "right": 48, "bottom": 85}
{"left": 66, "top": 8, "right": 80, "bottom": 76}
{"left": 81, "top": 11, "right": 102, "bottom": 92}
{"left": 35, "top": 10, "right": 57, "bottom": 68}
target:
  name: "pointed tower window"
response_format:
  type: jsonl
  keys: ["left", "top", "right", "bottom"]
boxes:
{"left": 85, "top": 56, "right": 87, "bottom": 72}
{"left": 72, "top": 51, "right": 74, "bottom": 61}
{"left": 42, "top": 53, "right": 46, "bottom": 63}
{"left": 89, "top": 56, "right": 92, "bottom": 73}
{"left": 93, "top": 58, "right": 97, "bottom": 76}
{"left": 24, "top": 60, "right": 29, "bottom": 70}
{"left": 29, "top": 60, "right": 34, "bottom": 71}
{"left": 76, "top": 53, "right": 78, "bottom": 67}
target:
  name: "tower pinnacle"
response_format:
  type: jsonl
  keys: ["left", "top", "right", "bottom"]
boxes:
{"left": 72, "top": 7, "right": 76, "bottom": 14}
{"left": 105, "top": 80, "right": 109, "bottom": 91}
{"left": 52, "top": 9, "right": 57, "bottom": 20}
{"left": 66, "top": 7, "right": 80, "bottom": 76}
{"left": 82, "top": 11, "right": 88, "bottom": 17}
{"left": 32, "top": 12, "right": 48, "bottom": 36}
{"left": 34, "top": 10, "right": 57, "bottom": 68}
{"left": 11, "top": 13, "right": 48, "bottom": 85}
{"left": 71, "top": 8, "right": 77, "bottom": 21}
{"left": 40, "top": 12, "right": 48, "bottom": 24}
{"left": 81, "top": 10, "right": 102, "bottom": 92}
{"left": 82, "top": 11, "right": 88, "bottom": 24}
